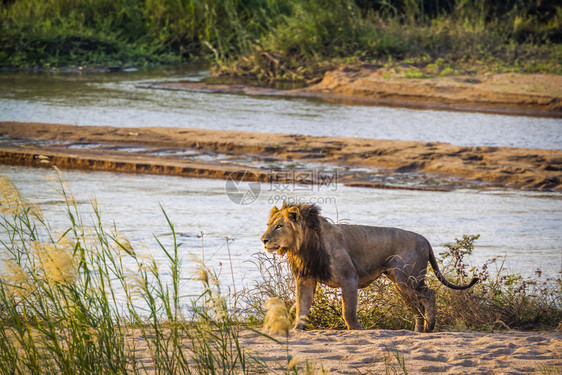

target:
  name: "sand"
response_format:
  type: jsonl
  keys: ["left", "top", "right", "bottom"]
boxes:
{"left": 1, "top": 121, "right": 561, "bottom": 191}
{"left": 236, "top": 329, "right": 562, "bottom": 374}
{"left": 301, "top": 67, "right": 562, "bottom": 117}
{"left": 127, "top": 328, "right": 561, "bottom": 374}
{"left": 142, "top": 69, "right": 562, "bottom": 117}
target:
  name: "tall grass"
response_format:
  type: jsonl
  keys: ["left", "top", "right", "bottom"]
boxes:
{"left": 0, "top": 172, "right": 269, "bottom": 374}
{"left": 1, "top": 0, "right": 560, "bottom": 77}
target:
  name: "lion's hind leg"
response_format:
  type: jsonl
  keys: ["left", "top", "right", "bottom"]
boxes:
{"left": 393, "top": 281, "right": 426, "bottom": 332}
{"left": 420, "top": 285, "right": 436, "bottom": 332}
{"left": 386, "top": 269, "right": 435, "bottom": 333}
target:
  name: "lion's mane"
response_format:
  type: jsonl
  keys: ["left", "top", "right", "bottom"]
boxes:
{"left": 283, "top": 204, "right": 332, "bottom": 282}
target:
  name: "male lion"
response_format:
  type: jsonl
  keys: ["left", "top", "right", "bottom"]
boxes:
{"left": 260, "top": 203, "right": 478, "bottom": 332}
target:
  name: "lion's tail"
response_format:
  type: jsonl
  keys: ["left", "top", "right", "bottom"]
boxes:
{"left": 426, "top": 239, "right": 478, "bottom": 290}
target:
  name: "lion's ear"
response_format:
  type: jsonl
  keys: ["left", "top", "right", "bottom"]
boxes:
{"left": 270, "top": 206, "right": 279, "bottom": 216}
{"left": 286, "top": 206, "right": 300, "bottom": 222}
{"left": 281, "top": 201, "right": 288, "bottom": 209}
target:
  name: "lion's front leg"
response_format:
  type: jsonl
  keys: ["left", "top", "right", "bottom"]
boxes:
{"left": 341, "top": 280, "right": 364, "bottom": 330}
{"left": 294, "top": 278, "right": 317, "bottom": 330}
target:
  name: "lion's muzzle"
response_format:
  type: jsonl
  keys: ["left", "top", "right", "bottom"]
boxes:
{"left": 261, "top": 236, "right": 279, "bottom": 254}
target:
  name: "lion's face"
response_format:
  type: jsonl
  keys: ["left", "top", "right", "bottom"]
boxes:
{"left": 260, "top": 205, "right": 300, "bottom": 255}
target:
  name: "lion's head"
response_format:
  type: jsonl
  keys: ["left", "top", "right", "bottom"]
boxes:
{"left": 260, "top": 203, "right": 318, "bottom": 254}
{"left": 260, "top": 203, "right": 331, "bottom": 280}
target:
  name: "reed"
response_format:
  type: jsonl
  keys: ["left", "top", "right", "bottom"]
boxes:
{"left": 0, "top": 172, "right": 268, "bottom": 374}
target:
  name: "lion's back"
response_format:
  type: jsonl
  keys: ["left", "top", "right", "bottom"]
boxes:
{"left": 332, "top": 223, "right": 428, "bottom": 264}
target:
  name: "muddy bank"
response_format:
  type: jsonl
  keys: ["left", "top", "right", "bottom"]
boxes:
{"left": 1, "top": 122, "right": 561, "bottom": 191}
{"left": 142, "top": 68, "right": 562, "bottom": 117}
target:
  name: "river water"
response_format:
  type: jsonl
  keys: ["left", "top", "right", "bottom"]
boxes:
{"left": 1, "top": 66, "right": 561, "bottom": 149}
{"left": 0, "top": 67, "right": 561, "bottom": 296}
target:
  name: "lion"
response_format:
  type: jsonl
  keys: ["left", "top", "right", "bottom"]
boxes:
{"left": 260, "top": 203, "right": 478, "bottom": 332}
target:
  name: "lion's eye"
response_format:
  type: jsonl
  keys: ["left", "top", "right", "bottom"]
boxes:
{"left": 275, "top": 225, "right": 283, "bottom": 231}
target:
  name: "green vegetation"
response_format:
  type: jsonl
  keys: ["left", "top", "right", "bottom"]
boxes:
{"left": 1, "top": 0, "right": 561, "bottom": 79}
{"left": 0, "top": 173, "right": 561, "bottom": 373}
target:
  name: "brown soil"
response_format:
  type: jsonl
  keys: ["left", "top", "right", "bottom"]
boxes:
{"left": 1, "top": 122, "right": 561, "bottom": 191}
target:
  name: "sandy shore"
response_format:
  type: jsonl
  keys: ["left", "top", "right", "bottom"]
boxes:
{"left": 245, "top": 329, "right": 562, "bottom": 374}
{"left": 1, "top": 122, "right": 561, "bottom": 191}
{"left": 128, "top": 328, "right": 562, "bottom": 374}
{"left": 238, "top": 329, "right": 562, "bottom": 374}
{"left": 143, "top": 69, "right": 562, "bottom": 117}
{"left": 301, "top": 67, "right": 562, "bottom": 118}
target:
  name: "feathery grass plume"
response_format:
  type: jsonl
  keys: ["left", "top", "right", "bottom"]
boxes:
{"left": 0, "top": 175, "right": 42, "bottom": 218}
{"left": 210, "top": 292, "right": 229, "bottom": 321}
{"left": 263, "top": 297, "right": 290, "bottom": 336}
{"left": 124, "top": 272, "right": 148, "bottom": 299}
{"left": 111, "top": 232, "right": 134, "bottom": 254}
{"left": 135, "top": 250, "right": 156, "bottom": 272}
{"left": 31, "top": 238, "right": 78, "bottom": 286}
{"left": 0, "top": 259, "right": 32, "bottom": 300}
{"left": 0, "top": 175, "right": 23, "bottom": 216}
{"left": 194, "top": 259, "right": 230, "bottom": 320}
{"left": 195, "top": 266, "right": 210, "bottom": 286}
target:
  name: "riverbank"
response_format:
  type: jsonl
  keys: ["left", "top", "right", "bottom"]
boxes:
{"left": 303, "top": 67, "right": 562, "bottom": 117}
{"left": 145, "top": 68, "right": 562, "bottom": 118}
{"left": 1, "top": 122, "right": 561, "bottom": 191}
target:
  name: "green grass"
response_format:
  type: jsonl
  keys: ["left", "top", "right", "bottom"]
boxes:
{"left": 0, "top": 172, "right": 560, "bottom": 374}
{"left": 1, "top": 0, "right": 561, "bottom": 78}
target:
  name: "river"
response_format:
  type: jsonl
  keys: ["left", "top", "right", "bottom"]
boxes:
{"left": 0, "top": 66, "right": 561, "bottom": 296}
{"left": 1, "top": 66, "right": 561, "bottom": 149}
